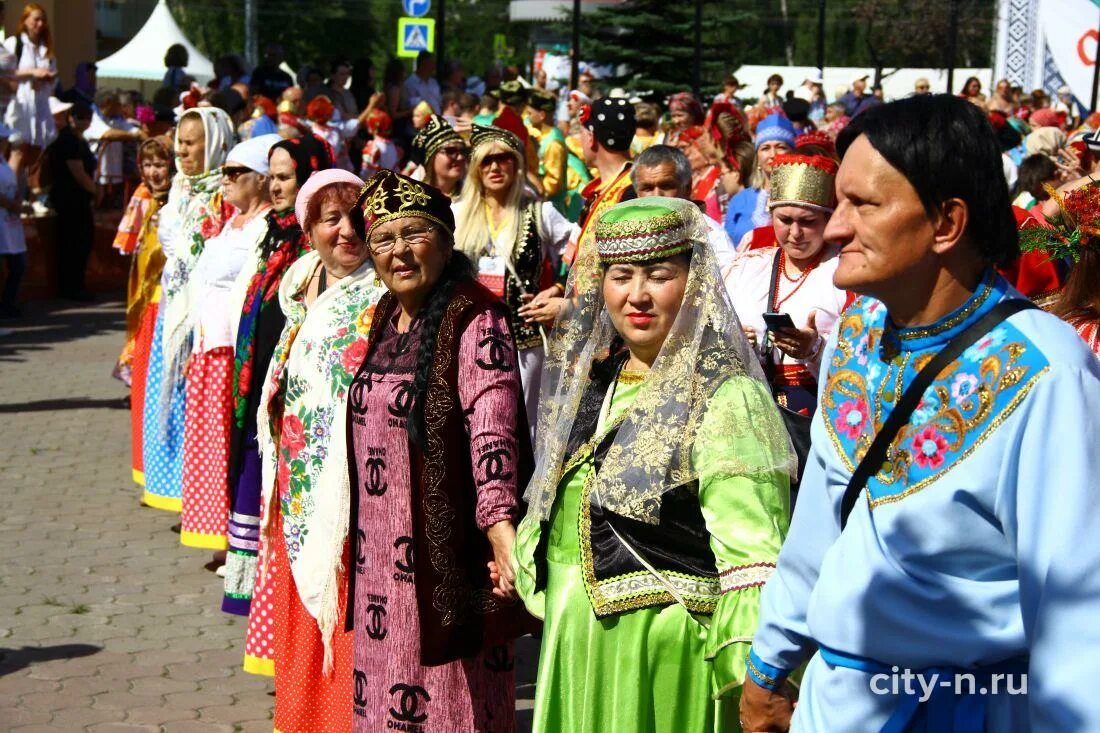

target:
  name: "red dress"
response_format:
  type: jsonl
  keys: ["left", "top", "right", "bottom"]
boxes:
{"left": 130, "top": 301, "right": 159, "bottom": 486}
{"left": 271, "top": 505, "right": 355, "bottom": 732}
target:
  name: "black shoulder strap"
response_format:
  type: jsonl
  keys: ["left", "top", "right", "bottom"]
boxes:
{"left": 839, "top": 298, "right": 1038, "bottom": 529}
{"left": 761, "top": 249, "right": 783, "bottom": 382}
{"left": 15, "top": 35, "right": 23, "bottom": 65}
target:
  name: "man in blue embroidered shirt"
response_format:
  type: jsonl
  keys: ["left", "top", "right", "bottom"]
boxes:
{"left": 740, "top": 94, "right": 1100, "bottom": 731}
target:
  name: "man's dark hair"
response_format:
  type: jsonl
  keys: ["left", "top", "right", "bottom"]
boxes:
{"left": 631, "top": 145, "right": 692, "bottom": 195}
{"left": 837, "top": 94, "right": 1018, "bottom": 266}
{"left": 1016, "top": 154, "right": 1058, "bottom": 201}
{"left": 209, "top": 89, "right": 245, "bottom": 116}
{"left": 416, "top": 51, "right": 434, "bottom": 69}
{"left": 70, "top": 101, "right": 93, "bottom": 120}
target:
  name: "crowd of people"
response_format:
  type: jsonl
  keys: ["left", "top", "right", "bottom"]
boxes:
{"left": 0, "top": 0, "right": 1090, "bottom": 728}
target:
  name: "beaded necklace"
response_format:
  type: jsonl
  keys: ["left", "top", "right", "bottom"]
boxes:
{"left": 771, "top": 248, "right": 825, "bottom": 310}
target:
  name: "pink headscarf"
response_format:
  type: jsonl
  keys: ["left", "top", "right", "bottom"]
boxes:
{"left": 294, "top": 169, "right": 364, "bottom": 230}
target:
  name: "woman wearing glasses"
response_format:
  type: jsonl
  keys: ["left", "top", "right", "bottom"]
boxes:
{"left": 452, "top": 125, "right": 573, "bottom": 431}
{"left": 410, "top": 113, "right": 468, "bottom": 199}
{"left": 345, "top": 169, "right": 535, "bottom": 732}
{"left": 179, "top": 134, "right": 281, "bottom": 552}
{"left": 254, "top": 168, "right": 387, "bottom": 731}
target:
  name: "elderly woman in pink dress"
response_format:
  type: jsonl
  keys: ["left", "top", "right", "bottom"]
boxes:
{"left": 345, "top": 169, "right": 537, "bottom": 731}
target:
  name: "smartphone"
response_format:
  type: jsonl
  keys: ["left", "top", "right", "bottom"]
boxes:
{"left": 762, "top": 311, "right": 796, "bottom": 332}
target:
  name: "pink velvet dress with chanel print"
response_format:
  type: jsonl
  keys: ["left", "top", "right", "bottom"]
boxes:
{"left": 348, "top": 306, "right": 519, "bottom": 732}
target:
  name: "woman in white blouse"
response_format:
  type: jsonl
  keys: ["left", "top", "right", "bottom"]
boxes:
{"left": 723, "top": 153, "right": 849, "bottom": 419}
{"left": 178, "top": 134, "right": 280, "bottom": 556}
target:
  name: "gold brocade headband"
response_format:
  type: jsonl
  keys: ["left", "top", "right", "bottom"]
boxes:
{"left": 768, "top": 154, "right": 838, "bottom": 213}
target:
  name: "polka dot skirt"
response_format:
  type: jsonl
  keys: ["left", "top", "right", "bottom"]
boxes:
{"left": 243, "top": 498, "right": 276, "bottom": 677}
{"left": 180, "top": 347, "right": 233, "bottom": 550}
{"left": 141, "top": 309, "right": 186, "bottom": 512}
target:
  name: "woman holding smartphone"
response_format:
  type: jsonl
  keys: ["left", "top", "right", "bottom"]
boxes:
{"left": 722, "top": 154, "right": 849, "bottom": 419}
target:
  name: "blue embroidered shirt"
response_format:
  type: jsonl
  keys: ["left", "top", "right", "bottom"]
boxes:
{"left": 748, "top": 272, "right": 1100, "bottom": 731}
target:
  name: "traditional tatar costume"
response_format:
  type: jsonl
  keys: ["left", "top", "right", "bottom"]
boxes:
{"left": 515, "top": 197, "right": 795, "bottom": 733}
{"left": 749, "top": 251, "right": 1100, "bottom": 727}
{"left": 560, "top": 97, "right": 637, "bottom": 277}
{"left": 528, "top": 88, "right": 591, "bottom": 223}
{"left": 723, "top": 154, "right": 850, "bottom": 417}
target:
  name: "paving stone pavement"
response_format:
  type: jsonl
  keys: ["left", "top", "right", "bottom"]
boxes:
{"left": 0, "top": 299, "right": 537, "bottom": 732}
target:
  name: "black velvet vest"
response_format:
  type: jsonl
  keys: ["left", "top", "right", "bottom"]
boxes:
{"left": 534, "top": 352, "right": 723, "bottom": 618}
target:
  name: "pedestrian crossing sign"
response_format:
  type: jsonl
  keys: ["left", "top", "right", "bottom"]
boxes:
{"left": 397, "top": 18, "right": 435, "bottom": 59}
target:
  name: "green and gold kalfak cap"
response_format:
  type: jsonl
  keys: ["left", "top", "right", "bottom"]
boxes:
{"left": 594, "top": 197, "right": 696, "bottom": 265}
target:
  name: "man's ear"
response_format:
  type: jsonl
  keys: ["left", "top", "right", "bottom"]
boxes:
{"left": 930, "top": 197, "right": 968, "bottom": 255}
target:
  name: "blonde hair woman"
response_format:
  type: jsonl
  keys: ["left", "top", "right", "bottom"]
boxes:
{"left": 451, "top": 124, "right": 572, "bottom": 431}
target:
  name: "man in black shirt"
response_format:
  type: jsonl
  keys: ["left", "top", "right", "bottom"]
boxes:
{"left": 46, "top": 100, "right": 96, "bottom": 301}
{"left": 250, "top": 43, "right": 293, "bottom": 101}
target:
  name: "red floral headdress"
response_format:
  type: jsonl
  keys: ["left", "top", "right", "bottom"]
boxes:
{"left": 1019, "top": 180, "right": 1100, "bottom": 262}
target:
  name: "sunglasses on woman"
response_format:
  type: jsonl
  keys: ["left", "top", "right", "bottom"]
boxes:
{"left": 479, "top": 152, "right": 514, "bottom": 169}
{"left": 222, "top": 165, "right": 255, "bottom": 180}
{"left": 440, "top": 146, "right": 468, "bottom": 159}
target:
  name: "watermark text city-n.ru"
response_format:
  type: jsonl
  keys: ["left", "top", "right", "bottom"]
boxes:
{"left": 870, "top": 668, "right": 1028, "bottom": 702}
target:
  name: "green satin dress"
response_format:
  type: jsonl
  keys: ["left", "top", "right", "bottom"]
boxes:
{"left": 515, "top": 372, "right": 790, "bottom": 733}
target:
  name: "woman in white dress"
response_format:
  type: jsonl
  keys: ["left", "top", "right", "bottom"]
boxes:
{"left": 4, "top": 3, "right": 58, "bottom": 187}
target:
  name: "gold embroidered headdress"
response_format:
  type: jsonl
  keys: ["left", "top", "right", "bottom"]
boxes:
{"left": 767, "top": 153, "right": 839, "bottom": 213}
{"left": 353, "top": 169, "right": 455, "bottom": 241}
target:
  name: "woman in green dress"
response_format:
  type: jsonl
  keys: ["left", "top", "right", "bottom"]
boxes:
{"left": 511, "top": 196, "right": 796, "bottom": 732}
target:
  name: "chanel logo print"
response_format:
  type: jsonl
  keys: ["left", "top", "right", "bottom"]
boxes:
{"left": 476, "top": 447, "right": 513, "bottom": 487}
{"left": 348, "top": 371, "right": 380, "bottom": 415}
{"left": 475, "top": 333, "right": 512, "bottom": 372}
{"left": 353, "top": 668, "right": 368, "bottom": 707}
{"left": 364, "top": 456, "right": 388, "bottom": 496}
{"left": 389, "top": 683, "right": 431, "bottom": 724}
{"left": 394, "top": 536, "right": 414, "bottom": 573}
{"left": 388, "top": 380, "right": 416, "bottom": 418}
{"left": 365, "top": 603, "right": 387, "bottom": 640}
{"left": 356, "top": 528, "right": 366, "bottom": 566}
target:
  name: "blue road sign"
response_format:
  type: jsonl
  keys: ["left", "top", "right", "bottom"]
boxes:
{"left": 402, "top": 0, "right": 431, "bottom": 18}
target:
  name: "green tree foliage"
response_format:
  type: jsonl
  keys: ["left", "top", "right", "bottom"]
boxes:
{"left": 561, "top": 0, "right": 994, "bottom": 96}
{"left": 168, "top": 0, "right": 526, "bottom": 90}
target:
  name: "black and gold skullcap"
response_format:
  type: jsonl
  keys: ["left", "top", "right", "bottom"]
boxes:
{"left": 410, "top": 114, "right": 465, "bottom": 166}
{"left": 469, "top": 123, "right": 522, "bottom": 155}
{"left": 493, "top": 79, "right": 528, "bottom": 107}
{"left": 527, "top": 88, "right": 557, "bottom": 115}
{"left": 353, "top": 169, "right": 455, "bottom": 241}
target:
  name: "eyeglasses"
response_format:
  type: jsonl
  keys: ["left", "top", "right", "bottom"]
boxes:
{"left": 479, "top": 152, "right": 514, "bottom": 169}
{"left": 440, "top": 146, "right": 468, "bottom": 159}
{"left": 369, "top": 225, "right": 437, "bottom": 254}
{"left": 222, "top": 166, "right": 253, "bottom": 180}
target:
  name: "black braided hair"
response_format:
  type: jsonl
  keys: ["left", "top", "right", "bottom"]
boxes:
{"left": 406, "top": 249, "right": 476, "bottom": 449}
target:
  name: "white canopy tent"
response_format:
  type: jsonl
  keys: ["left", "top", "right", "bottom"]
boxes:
{"left": 732, "top": 66, "right": 993, "bottom": 103}
{"left": 96, "top": 0, "right": 214, "bottom": 84}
